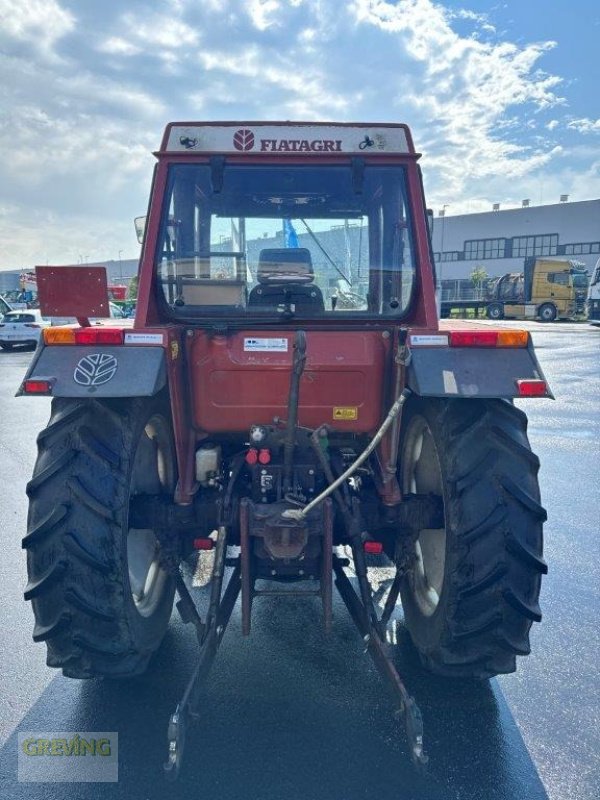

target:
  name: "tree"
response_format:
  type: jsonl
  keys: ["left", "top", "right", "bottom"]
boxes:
{"left": 470, "top": 266, "right": 488, "bottom": 299}
{"left": 127, "top": 275, "right": 138, "bottom": 300}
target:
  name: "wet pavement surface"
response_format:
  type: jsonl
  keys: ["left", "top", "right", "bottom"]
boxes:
{"left": 0, "top": 321, "right": 598, "bottom": 800}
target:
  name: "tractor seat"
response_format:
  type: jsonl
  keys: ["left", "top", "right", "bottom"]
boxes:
{"left": 248, "top": 248, "right": 324, "bottom": 312}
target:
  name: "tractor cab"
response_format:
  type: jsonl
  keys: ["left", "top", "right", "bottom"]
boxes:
{"left": 140, "top": 123, "right": 437, "bottom": 330}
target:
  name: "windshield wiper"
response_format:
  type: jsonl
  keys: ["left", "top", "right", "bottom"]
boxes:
{"left": 299, "top": 219, "right": 352, "bottom": 285}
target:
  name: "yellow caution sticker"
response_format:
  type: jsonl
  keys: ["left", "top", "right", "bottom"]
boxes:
{"left": 333, "top": 406, "right": 358, "bottom": 421}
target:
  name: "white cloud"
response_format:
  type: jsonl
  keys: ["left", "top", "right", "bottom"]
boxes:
{"left": 196, "top": 46, "right": 354, "bottom": 116}
{"left": 567, "top": 118, "right": 600, "bottom": 134}
{"left": 121, "top": 12, "right": 200, "bottom": 49}
{"left": 246, "top": 0, "right": 281, "bottom": 30}
{"left": 0, "top": 0, "right": 74, "bottom": 57}
{"left": 97, "top": 37, "right": 142, "bottom": 56}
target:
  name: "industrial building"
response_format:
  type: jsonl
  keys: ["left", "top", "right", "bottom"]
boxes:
{"left": 430, "top": 198, "right": 600, "bottom": 292}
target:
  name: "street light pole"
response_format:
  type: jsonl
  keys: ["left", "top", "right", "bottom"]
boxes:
{"left": 439, "top": 204, "right": 449, "bottom": 300}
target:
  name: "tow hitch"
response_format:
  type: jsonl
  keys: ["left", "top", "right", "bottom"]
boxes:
{"left": 161, "top": 487, "right": 434, "bottom": 779}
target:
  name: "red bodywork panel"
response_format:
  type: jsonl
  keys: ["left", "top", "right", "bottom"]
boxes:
{"left": 36, "top": 266, "right": 110, "bottom": 318}
{"left": 191, "top": 330, "right": 390, "bottom": 434}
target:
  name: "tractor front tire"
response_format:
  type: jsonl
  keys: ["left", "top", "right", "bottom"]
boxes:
{"left": 398, "top": 398, "right": 547, "bottom": 679}
{"left": 24, "top": 396, "right": 176, "bottom": 678}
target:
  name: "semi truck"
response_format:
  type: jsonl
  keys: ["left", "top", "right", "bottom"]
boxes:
{"left": 587, "top": 257, "right": 600, "bottom": 326}
{"left": 442, "top": 257, "right": 588, "bottom": 321}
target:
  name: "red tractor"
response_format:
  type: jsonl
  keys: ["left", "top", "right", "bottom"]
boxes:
{"left": 21, "top": 122, "right": 549, "bottom": 777}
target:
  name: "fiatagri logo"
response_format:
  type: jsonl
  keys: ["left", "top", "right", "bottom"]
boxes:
{"left": 233, "top": 128, "right": 342, "bottom": 153}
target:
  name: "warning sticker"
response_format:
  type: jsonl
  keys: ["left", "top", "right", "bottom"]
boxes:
{"left": 124, "top": 332, "right": 164, "bottom": 345}
{"left": 333, "top": 407, "right": 358, "bottom": 421}
{"left": 243, "top": 337, "right": 288, "bottom": 352}
{"left": 409, "top": 334, "right": 448, "bottom": 347}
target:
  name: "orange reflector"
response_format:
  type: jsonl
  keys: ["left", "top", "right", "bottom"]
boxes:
{"left": 23, "top": 379, "right": 53, "bottom": 395}
{"left": 516, "top": 379, "right": 548, "bottom": 397}
{"left": 43, "top": 327, "right": 76, "bottom": 345}
{"left": 193, "top": 538, "right": 215, "bottom": 551}
{"left": 449, "top": 330, "right": 528, "bottom": 347}
{"left": 497, "top": 330, "right": 529, "bottom": 347}
{"left": 364, "top": 541, "right": 383, "bottom": 555}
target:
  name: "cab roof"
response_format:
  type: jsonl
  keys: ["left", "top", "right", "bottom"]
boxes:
{"left": 159, "top": 121, "right": 416, "bottom": 156}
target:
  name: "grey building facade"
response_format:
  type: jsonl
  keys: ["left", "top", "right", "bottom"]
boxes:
{"left": 430, "top": 199, "right": 600, "bottom": 283}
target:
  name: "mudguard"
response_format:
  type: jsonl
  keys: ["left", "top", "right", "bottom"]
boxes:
{"left": 406, "top": 342, "right": 553, "bottom": 399}
{"left": 17, "top": 345, "right": 166, "bottom": 398}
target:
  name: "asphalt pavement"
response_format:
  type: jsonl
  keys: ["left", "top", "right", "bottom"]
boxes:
{"left": 0, "top": 321, "right": 598, "bottom": 800}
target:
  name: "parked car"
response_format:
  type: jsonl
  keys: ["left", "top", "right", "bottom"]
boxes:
{"left": 0, "top": 310, "right": 51, "bottom": 350}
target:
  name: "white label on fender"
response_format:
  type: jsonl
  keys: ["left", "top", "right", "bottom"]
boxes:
{"left": 409, "top": 335, "right": 449, "bottom": 346}
{"left": 124, "top": 333, "right": 164, "bottom": 345}
{"left": 443, "top": 370, "right": 458, "bottom": 394}
{"left": 244, "top": 337, "right": 288, "bottom": 352}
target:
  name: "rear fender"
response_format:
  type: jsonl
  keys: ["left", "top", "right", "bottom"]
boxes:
{"left": 406, "top": 340, "right": 553, "bottom": 399}
{"left": 17, "top": 344, "right": 166, "bottom": 398}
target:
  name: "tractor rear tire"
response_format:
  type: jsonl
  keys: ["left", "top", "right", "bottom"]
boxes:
{"left": 398, "top": 397, "right": 547, "bottom": 679}
{"left": 23, "top": 396, "right": 176, "bottom": 678}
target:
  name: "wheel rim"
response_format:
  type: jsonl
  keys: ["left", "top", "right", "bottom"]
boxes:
{"left": 402, "top": 416, "right": 446, "bottom": 617}
{"left": 541, "top": 306, "right": 554, "bottom": 321}
{"left": 127, "top": 414, "right": 174, "bottom": 618}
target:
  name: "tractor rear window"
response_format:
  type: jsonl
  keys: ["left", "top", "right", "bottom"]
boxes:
{"left": 155, "top": 163, "right": 416, "bottom": 320}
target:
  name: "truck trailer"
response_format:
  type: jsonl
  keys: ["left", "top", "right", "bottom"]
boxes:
{"left": 442, "top": 257, "right": 587, "bottom": 321}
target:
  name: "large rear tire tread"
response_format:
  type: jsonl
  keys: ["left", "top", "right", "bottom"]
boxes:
{"left": 24, "top": 396, "right": 175, "bottom": 679}
{"left": 399, "top": 398, "right": 547, "bottom": 680}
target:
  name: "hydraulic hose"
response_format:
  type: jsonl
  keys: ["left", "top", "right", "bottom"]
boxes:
{"left": 282, "top": 387, "right": 412, "bottom": 521}
{"left": 283, "top": 330, "right": 306, "bottom": 492}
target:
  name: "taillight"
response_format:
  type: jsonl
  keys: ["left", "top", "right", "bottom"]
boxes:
{"left": 516, "top": 379, "right": 548, "bottom": 397}
{"left": 193, "top": 538, "right": 215, "bottom": 551}
{"left": 23, "top": 379, "right": 53, "bottom": 395}
{"left": 363, "top": 541, "right": 383, "bottom": 555}
{"left": 44, "top": 327, "right": 124, "bottom": 345}
{"left": 74, "top": 328, "right": 124, "bottom": 345}
{"left": 448, "top": 330, "right": 528, "bottom": 347}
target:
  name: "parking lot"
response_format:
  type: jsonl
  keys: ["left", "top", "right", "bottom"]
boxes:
{"left": 0, "top": 321, "right": 598, "bottom": 800}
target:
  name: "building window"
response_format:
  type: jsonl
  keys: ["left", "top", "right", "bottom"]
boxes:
{"left": 440, "top": 251, "right": 459, "bottom": 262}
{"left": 565, "top": 242, "right": 594, "bottom": 255}
{"left": 464, "top": 238, "right": 506, "bottom": 259}
{"left": 512, "top": 233, "right": 558, "bottom": 257}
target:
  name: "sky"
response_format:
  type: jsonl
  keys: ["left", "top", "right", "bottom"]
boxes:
{"left": 0, "top": 0, "right": 598, "bottom": 271}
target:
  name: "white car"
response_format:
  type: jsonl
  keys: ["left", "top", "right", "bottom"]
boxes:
{"left": 0, "top": 310, "right": 51, "bottom": 350}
